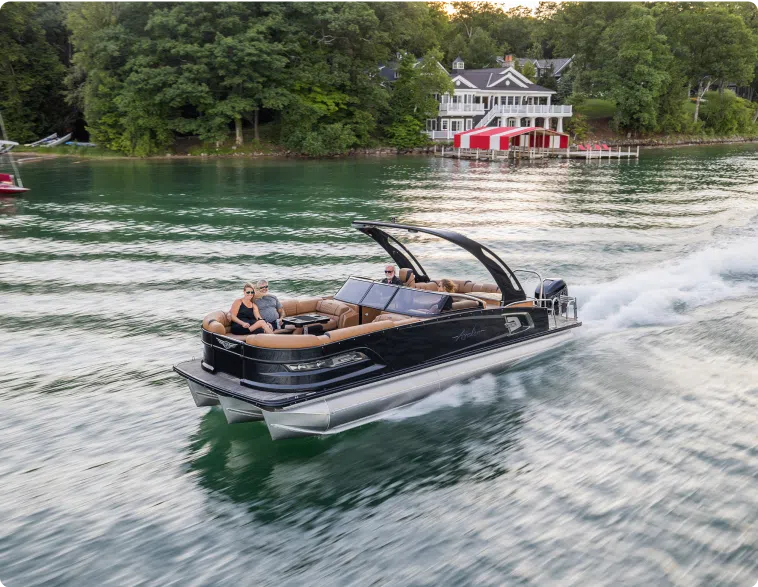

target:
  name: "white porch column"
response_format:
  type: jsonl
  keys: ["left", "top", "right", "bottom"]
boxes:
{"left": 547, "top": 95, "right": 551, "bottom": 106}
{"left": 515, "top": 117, "right": 521, "bottom": 128}
{"left": 544, "top": 117, "right": 551, "bottom": 129}
{"left": 530, "top": 117, "right": 536, "bottom": 127}
{"left": 556, "top": 118, "right": 564, "bottom": 133}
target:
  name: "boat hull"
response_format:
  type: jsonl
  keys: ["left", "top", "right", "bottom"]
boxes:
{"left": 0, "top": 186, "right": 29, "bottom": 196}
{"left": 179, "top": 327, "right": 574, "bottom": 439}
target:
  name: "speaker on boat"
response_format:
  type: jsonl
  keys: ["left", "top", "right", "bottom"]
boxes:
{"left": 535, "top": 278, "right": 568, "bottom": 313}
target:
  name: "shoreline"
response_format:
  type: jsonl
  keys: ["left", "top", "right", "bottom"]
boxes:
{"left": 11, "top": 136, "right": 758, "bottom": 161}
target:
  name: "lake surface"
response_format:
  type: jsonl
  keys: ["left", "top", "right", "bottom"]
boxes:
{"left": 1, "top": 147, "right": 757, "bottom": 586}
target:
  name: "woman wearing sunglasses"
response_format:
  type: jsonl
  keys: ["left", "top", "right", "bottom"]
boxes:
{"left": 229, "top": 283, "right": 273, "bottom": 335}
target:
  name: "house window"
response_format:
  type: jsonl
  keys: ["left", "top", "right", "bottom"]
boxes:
{"left": 440, "top": 119, "right": 449, "bottom": 131}
{"left": 465, "top": 119, "right": 473, "bottom": 130}
{"left": 451, "top": 120, "right": 463, "bottom": 132}
{"left": 426, "top": 119, "right": 437, "bottom": 131}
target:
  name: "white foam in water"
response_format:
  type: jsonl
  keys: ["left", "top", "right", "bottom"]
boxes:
{"left": 385, "top": 234, "right": 758, "bottom": 422}
{"left": 574, "top": 236, "right": 758, "bottom": 333}
{"left": 382, "top": 371, "right": 533, "bottom": 422}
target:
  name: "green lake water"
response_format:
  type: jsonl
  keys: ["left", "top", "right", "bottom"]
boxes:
{"left": 1, "top": 147, "right": 757, "bottom": 585}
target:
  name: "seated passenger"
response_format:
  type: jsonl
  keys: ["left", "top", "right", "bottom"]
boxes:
{"left": 440, "top": 279, "right": 457, "bottom": 293}
{"left": 229, "top": 283, "right": 273, "bottom": 335}
{"left": 381, "top": 265, "right": 402, "bottom": 285}
{"left": 254, "top": 279, "right": 286, "bottom": 331}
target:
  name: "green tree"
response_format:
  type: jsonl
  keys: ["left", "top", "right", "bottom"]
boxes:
{"left": 384, "top": 50, "right": 453, "bottom": 147}
{"left": 0, "top": 3, "right": 68, "bottom": 142}
{"left": 661, "top": 6, "right": 757, "bottom": 122}
{"left": 547, "top": 2, "right": 632, "bottom": 96}
{"left": 142, "top": 3, "right": 291, "bottom": 145}
{"left": 386, "top": 115, "right": 427, "bottom": 149}
{"left": 701, "top": 90, "right": 757, "bottom": 134}
{"left": 597, "top": 6, "right": 672, "bottom": 133}
{"left": 521, "top": 60, "right": 537, "bottom": 82}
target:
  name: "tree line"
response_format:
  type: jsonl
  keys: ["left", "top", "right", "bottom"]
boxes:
{"left": 1, "top": 2, "right": 757, "bottom": 156}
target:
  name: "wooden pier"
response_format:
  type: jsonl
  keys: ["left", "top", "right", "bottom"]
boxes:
{"left": 437, "top": 144, "right": 639, "bottom": 161}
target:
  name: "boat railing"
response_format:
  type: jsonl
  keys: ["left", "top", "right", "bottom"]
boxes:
{"left": 507, "top": 268, "right": 578, "bottom": 328}
{"left": 512, "top": 268, "right": 544, "bottom": 300}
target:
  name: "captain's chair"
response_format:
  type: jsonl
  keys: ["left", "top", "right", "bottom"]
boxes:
{"left": 398, "top": 268, "right": 415, "bottom": 286}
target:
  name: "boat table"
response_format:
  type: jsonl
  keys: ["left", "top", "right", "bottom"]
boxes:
{"left": 282, "top": 314, "right": 331, "bottom": 328}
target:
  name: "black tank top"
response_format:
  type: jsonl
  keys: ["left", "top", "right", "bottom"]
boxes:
{"left": 237, "top": 301, "right": 256, "bottom": 323}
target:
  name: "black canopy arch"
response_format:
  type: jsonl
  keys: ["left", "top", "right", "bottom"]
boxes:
{"left": 352, "top": 220, "right": 525, "bottom": 305}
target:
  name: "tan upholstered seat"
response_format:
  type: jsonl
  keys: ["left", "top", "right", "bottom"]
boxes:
{"left": 433, "top": 279, "right": 501, "bottom": 294}
{"left": 398, "top": 268, "right": 415, "bottom": 287}
{"left": 279, "top": 297, "right": 358, "bottom": 329}
{"left": 245, "top": 333, "right": 326, "bottom": 348}
{"left": 450, "top": 300, "right": 482, "bottom": 311}
{"left": 203, "top": 310, "right": 233, "bottom": 335}
{"left": 372, "top": 312, "right": 415, "bottom": 323}
{"left": 244, "top": 316, "right": 420, "bottom": 348}
{"left": 202, "top": 296, "right": 357, "bottom": 338}
{"left": 323, "top": 318, "right": 419, "bottom": 342}
{"left": 413, "top": 281, "right": 441, "bottom": 291}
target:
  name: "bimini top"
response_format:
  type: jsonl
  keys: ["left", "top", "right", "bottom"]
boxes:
{"left": 352, "top": 220, "right": 525, "bottom": 304}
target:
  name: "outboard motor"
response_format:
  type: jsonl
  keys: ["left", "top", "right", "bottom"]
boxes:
{"left": 535, "top": 278, "right": 568, "bottom": 314}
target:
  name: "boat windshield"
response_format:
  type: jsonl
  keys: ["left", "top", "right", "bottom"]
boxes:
{"left": 334, "top": 277, "right": 450, "bottom": 317}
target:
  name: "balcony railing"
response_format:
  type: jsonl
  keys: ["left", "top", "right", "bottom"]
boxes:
{"left": 487, "top": 104, "right": 573, "bottom": 115}
{"left": 425, "top": 130, "right": 457, "bottom": 140}
{"left": 437, "top": 103, "right": 487, "bottom": 115}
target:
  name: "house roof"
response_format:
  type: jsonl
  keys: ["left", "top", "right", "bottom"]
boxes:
{"left": 498, "top": 57, "right": 573, "bottom": 76}
{"left": 451, "top": 66, "right": 555, "bottom": 93}
{"left": 379, "top": 57, "right": 449, "bottom": 83}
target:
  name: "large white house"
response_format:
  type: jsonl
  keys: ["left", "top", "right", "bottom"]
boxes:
{"left": 428, "top": 55, "right": 572, "bottom": 140}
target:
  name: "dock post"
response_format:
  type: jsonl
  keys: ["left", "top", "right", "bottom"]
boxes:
{"left": 441, "top": 146, "right": 445, "bottom": 157}
{"left": 636, "top": 146, "right": 639, "bottom": 158}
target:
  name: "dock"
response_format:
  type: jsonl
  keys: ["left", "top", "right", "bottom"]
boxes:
{"left": 436, "top": 145, "right": 639, "bottom": 161}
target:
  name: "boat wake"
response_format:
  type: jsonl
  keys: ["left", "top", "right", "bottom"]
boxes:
{"left": 574, "top": 232, "right": 758, "bottom": 333}
{"left": 382, "top": 372, "right": 525, "bottom": 421}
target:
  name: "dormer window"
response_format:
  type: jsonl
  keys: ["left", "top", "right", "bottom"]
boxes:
{"left": 452, "top": 57, "right": 464, "bottom": 70}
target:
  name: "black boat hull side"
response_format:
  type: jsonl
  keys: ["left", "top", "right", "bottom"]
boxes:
{"left": 177, "top": 307, "right": 579, "bottom": 409}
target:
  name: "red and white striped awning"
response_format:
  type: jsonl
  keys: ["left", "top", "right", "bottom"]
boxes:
{"left": 454, "top": 126, "right": 568, "bottom": 150}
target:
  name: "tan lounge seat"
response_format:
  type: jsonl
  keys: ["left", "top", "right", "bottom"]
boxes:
{"left": 245, "top": 316, "right": 420, "bottom": 348}
{"left": 279, "top": 297, "right": 358, "bottom": 330}
{"left": 202, "top": 297, "right": 358, "bottom": 338}
{"left": 398, "top": 268, "right": 415, "bottom": 286}
{"left": 450, "top": 299, "right": 482, "bottom": 311}
{"left": 413, "top": 281, "right": 441, "bottom": 291}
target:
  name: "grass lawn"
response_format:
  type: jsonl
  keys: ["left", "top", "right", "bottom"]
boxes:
{"left": 575, "top": 99, "right": 616, "bottom": 119}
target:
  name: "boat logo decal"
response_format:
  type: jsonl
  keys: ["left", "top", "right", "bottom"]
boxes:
{"left": 216, "top": 338, "right": 239, "bottom": 351}
{"left": 452, "top": 326, "right": 485, "bottom": 342}
{"left": 504, "top": 316, "right": 522, "bottom": 334}
{"left": 502, "top": 312, "right": 534, "bottom": 335}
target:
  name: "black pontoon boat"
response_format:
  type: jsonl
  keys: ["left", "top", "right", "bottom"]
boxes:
{"left": 174, "top": 221, "right": 581, "bottom": 439}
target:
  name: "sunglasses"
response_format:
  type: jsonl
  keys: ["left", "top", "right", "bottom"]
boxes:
{"left": 260, "top": 286, "right": 269, "bottom": 290}
{"left": 245, "top": 290, "right": 254, "bottom": 294}
{"left": 385, "top": 270, "right": 394, "bottom": 274}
